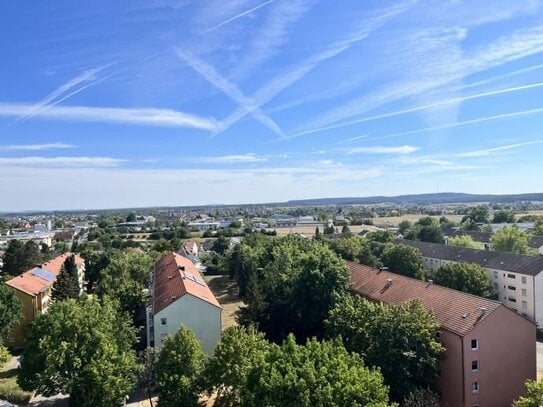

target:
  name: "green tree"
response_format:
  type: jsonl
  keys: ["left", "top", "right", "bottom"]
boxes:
{"left": 329, "top": 236, "right": 364, "bottom": 261}
{"left": 398, "top": 220, "right": 412, "bottom": 235}
{"left": 97, "top": 250, "right": 153, "bottom": 318}
{"left": 202, "top": 326, "right": 268, "bottom": 407}
{"left": 326, "top": 295, "right": 444, "bottom": 402}
{"left": 314, "top": 226, "right": 322, "bottom": 241}
{"left": 461, "top": 206, "right": 489, "bottom": 224}
{"left": 0, "top": 284, "right": 22, "bottom": 336}
{"left": 433, "top": 262, "right": 492, "bottom": 297}
{"left": 140, "top": 347, "right": 158, "bottom": 407}
{"left": 402, "top": 388, "right": 440, "bottom": 407}
{"left": 126, "top": 212, "right": 137, "bottom": 222}
{"left": 2, "top": 240, "right": 41, "bottom": 276}
{"left": 513, "top": 380, "right": 543, "bottom": 407}
{"left": 341, "top": 224, "right": 352, "bottom": 236}
{"left": 212, "top": 235, "right": 230, "bottom": 255}
{"left": 492, "top": 210, "right": 515, "bottom": 223}
{"left": 382, "top": 244, "right": 425, "bottom": 280}
{"left": 52, "top": 255, "right": 80, "bottom": 301}
{"left": 415, "top": 218, "right": 444, "bottom": 244}
{"left": 81, "top": 249, "right": 110, "bottom": 291}
{"left": 18, "top": 299, "right": 138, "bottom": 407}
{"left": 242, "top": 335, "right": 390, "bottom": 407}
{"left": 448, "top": 235, "right": 480, "bottom": 249}
{"left": 157, "top": 326, "right": 206, "bottom": 407}
{"left": 367, "top": 230, "right": 394, "bottom": 243}
{"left": 491, "top": 226, "right": 530, "bottom": 254}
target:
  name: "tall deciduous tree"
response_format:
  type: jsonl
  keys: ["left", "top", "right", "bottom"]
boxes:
{"left": 97, "top": 249, "right": 153, "bottom": 318}
{"left": 157, "top": 326, "right": 206, "bottom": 407}
{"left": 326, "top": 295, "right": 444, "bottom": 402}
{"left": 52, "top": 255, "right": 80, "bottom": 301}
{"left": 242, "top": 335, "right": 391, "bottom": 407}
{"left": 382, "top": 244, "right": 425, "bottom": 280}
{"left": 492, "top": 210, "right": 515, "bottom": 223}
{"left": 18, "top": 299, "right": 138, "bottom": 407}
{"left": 0, "top": 284, "right": 22, "bottom": 336}
{"left": 202, "top": 326, "right": 268, "bottom": 407}
{"left": 433, "top": 263, "right": 492, "bottom": 298}
{"left": 491, "top": 226, "right": 530, "bottom": 254}
{"left": 513, "top": 380, "right": 543, "bottom": 407}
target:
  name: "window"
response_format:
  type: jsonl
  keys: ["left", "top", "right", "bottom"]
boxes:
{"left": 471, "top": 339, "right": 478, "bottom": 350}
{"left": 472, "top": 382, "right": 479, "bottom": 393}
{"left": 160, "top": 318, "right": 167, "bottom": 326}
{"left": 522, "top": 288, "right": 527, "bottom": 296}
{"left": 508, "top": 296, "right": 517, "bottom": 303}
{"left": 522, "top": 301, "right": 528, "bottom": 310}
{"left": 493, "top": 283, "right": 498, "bottom": 290}
{"left": 522, "top": 276, "right": 527, "bottom": 284}
{"left": 507, "top": 273, "right": 516, "bottom": 279}
{"left": 472, "top": 360, "right": 479, "bottom": 371}
{"left": 508, "top": 285, "right": 516, "bottom": 291}
{"left": 493, "top": 271, "right": 498, "bottom": 278}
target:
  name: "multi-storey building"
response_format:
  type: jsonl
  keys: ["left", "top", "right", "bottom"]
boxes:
{"left": 348, "top": 262, "right": 536, "bottom": 407}
{"left": 397, "top": 239, "right": 543, "bottom": 325}
{"left": 4, "top": 253, "right": 85, "bottom": 347}
{"left": 146, "top": 252, "right": 221, "bottom": 355}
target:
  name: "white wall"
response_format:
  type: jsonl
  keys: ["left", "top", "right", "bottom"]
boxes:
{"left": 153, "top": 294, "right": 221, "bottom": 355}
{"left": 423, "top": 256, "right": 538, "bottom": 324}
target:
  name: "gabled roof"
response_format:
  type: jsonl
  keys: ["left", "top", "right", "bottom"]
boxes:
{"left": 347, "top": 262, "right": 509, "bottom": 337}
{"left": 396, "top": 239, "right": 543, "bottom": 276}
{"left": 152, "top": 252, "right": 221, "bottom": 314}
{"left": 5, "top": 252, "right": 83, "bottom": 296}
{"left": 529, "top": 236, "right": 543, "bottom": 249}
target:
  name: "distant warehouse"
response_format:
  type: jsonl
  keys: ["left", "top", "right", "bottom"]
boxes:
{"left": 348, "top": 262, "right": 535, "bottom": 407}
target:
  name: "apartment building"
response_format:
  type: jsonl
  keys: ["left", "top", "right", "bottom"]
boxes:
{"left": 397, "top": 239, "right": 543, "bottom": 325}
{"left": 348, "top": 262, "right": 536, "bottom": 407}
{"left": 146, "top": 252, "right": 221, "bottom": 355}
{"left": 4, "top": 253, "right": 85, "bottom": 347}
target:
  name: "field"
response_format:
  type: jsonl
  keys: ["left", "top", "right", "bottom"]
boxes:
{"left": 205, "top": 275, "right": 244, "bottom": 330}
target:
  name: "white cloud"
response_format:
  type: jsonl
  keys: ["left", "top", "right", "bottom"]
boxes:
{"left": 190, "top": 153, "right": 268, "bottom": 163}
{"left": 295, "top": 24, "right": 543, "bottom": 136}
{"left": 0, "top": 143, "right": 76, "bottom": 151}
{"left": 458, "top": 139, "right": 543, "bottom": 157}
{"left": 11, "top": 65, "right": 111, "bottom": 125}
{"left": 0, "top": 103, "right": 217, "bottom": 130}
{"left": 200, "top": 0, "right": 275, "bottom": 34}
{"left": 175, "top": 49, "right": 284, "bottom": 137}
{"left": 0, "top": 156, "right": 127, "bottom": 167}
{"left": 346, "top": 145, "right": 419, "bottom": 155}
{"left": 214, "top": 0, "right": 416, "bottom": 136}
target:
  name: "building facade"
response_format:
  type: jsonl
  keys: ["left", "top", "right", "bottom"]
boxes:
{"left": 146, "top": 252, "right": 221, "bottom": 355}
{"left": 4, "top": 253, "right": 85, "bottom": 347}
{"left": 397, "top": 239, "right": 543, "bottom": 325}
{"left": 348, "top": 262, "right": 536, "bottom": 407}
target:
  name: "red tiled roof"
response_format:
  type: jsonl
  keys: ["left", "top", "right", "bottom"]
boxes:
{"left": 5, "top": 252, "right": 83, "bottom": 296}
{"left": 347, "top": 261, "right": 506, "bottom": 337}
{"left": 153, "top": 252, "right": 221, "bottom": 314}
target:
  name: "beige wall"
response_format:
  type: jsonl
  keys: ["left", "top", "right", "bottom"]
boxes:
{"left": 463, "top": 307, "right": 535, "bottom": 407}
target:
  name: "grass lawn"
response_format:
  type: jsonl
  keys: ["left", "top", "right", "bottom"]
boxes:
{"left": 205, "top": 275, "right": 244, "bottom": 330}
{"left": 0, "top": 366, "right": 33, "bottom": 405}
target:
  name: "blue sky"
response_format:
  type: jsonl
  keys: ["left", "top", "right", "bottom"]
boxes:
{"left": 1, "top": 0, "right": 543, "bottom": 211}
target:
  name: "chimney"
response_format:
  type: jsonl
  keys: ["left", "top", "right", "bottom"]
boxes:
{"left": 428, "top": 279, "right": 433, "bottom": 285}
{"left": 385, "top": 278, "right": 392, "bottom": 288}
{"left": 379, "top": 266, "right": 389, "bottom": 273}
{"left": 480, "top": 307, "right": 487, "bottom": 317}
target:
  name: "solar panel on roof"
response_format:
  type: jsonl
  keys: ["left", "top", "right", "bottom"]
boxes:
{"left": 31, "top": 268, "right": 56, "bottom": 282}
{"left": 183, "top": 271, "right": 196, "bottom": 282}
{"left": 195, "top": 277, "right": 206, "bottom": 286}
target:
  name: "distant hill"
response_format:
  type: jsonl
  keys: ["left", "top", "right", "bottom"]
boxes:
{"left": 286, "top": 192, "right": 543, "bottom": 206}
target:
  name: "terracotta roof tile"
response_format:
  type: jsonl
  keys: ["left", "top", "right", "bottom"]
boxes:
{"left": 5, "top": 252, "right": 83, "bottom": 296}
{"left": 153, "top": 252, "right": 220, "bottom": 314}
{"left": 347, "top": 261, "right": 506, "bottom": 337}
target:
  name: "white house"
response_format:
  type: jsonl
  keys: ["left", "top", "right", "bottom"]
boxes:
{"left": 146, "top": 252, "right": 221, "bottom": 355}
{"left": 183, "top": 241, "right": 199, "bottom": 257}
{"left": 397, "top": 240, "right": 543, "bottom": 325}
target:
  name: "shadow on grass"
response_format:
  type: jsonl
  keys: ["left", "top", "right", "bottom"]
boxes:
{"left": 0, "top": 367, "right": 17, "bottom": 380}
